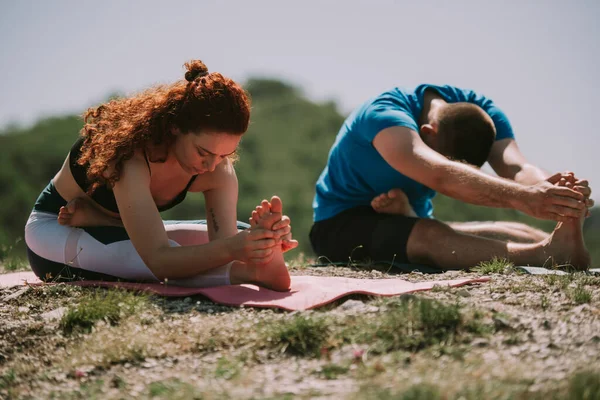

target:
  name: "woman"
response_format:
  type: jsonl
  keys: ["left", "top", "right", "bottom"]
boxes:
{"left": 24, "top": 60, "right": 297, "bottom": 291}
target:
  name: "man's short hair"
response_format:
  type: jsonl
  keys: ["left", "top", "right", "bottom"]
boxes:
{"left": 436, "top": 103, "right": 496, "bottom": 167}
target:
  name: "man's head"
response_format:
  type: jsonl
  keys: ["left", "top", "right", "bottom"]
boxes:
{"left": 420, "top": 102, "right": 496, "bottom": 167}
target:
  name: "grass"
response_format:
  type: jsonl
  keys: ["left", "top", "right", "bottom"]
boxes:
{"left": 315, "top": 363, "right": 350, "bottom": 380}
{"left": 262, "top": 313, "right": 331, "bottom": 357}
{"left": 147, "top": 379, "right": 204, "bottom": 399}
{"left": 2, "top": 256, "right": 29, "bottom": 272}
{"left": 355, "top": 383, "right": 442, "bottom": 400}
{"left": 259, "top": 296, "right": 494, "bottom": 361}
{"left": 355, "top": 369, "right": 600, "bottom": 400}
{"left": 568, "top": 284, "right": 593, "bottom": 304}
{"left": 349, "top": 296, "right": 464, "bottom": 354}
{"left": 0, "top": 369, "right": 16, "bottom": 390}
{"left": 566, "top": 370, "right": 600, "bottom": 400}
{"left": 472, "top": 257, "right": 514, "bottom": 274}
{"left": 214, "top": 356, "right": 242, "bottom": 380}
{"left": 540, "top": 273, "right": 595, "bottom": 304}
{"left": 0, "top": 238, "right": 29, "bottom": 272}
{"left": 2, "top": 251, "right": 599, "bottom": 399}
{"left": 59, "top": 288, "right": 149, "bottom": 334}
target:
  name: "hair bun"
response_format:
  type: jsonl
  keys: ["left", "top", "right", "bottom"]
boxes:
{"left": 184, "top": 60, "right": 209, "bottom": 82}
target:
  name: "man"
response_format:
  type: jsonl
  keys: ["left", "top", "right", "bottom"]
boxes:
{"left": 310, "top": 84, "right": 593, "bottom": 270}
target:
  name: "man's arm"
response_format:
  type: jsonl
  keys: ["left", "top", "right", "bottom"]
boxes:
{"left": 487, "top": 138, "right": 549, "bottom": 185}
{"left": 372, "top": 126, "right": 585, "bottom": 221}
{"left": 488, "top": 138, "right": 594, "bottom": 210}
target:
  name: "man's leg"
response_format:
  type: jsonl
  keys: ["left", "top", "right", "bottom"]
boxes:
{"left": 406, "top": 217, "right": 589, "bottom": 270}
{"left": 447, "top": 221, "right": 549, "bottom": 243}
{"left": 310, "top": 206, "right": 419, "bottom": 264}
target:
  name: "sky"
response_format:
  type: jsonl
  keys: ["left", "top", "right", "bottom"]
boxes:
{"left": 1, "top": 0, "right": 598, "bottom": 201}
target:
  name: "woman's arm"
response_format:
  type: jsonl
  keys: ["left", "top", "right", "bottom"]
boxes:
{"left": 197, "top": 158, "right": 242, "bottom": 241}
{"left": 112, "top": 154, "right": 278, "bottom": 280}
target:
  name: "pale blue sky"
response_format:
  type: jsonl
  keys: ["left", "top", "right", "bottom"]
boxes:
{"left": 1, "top": 0, "right": 598, "bottom": 200}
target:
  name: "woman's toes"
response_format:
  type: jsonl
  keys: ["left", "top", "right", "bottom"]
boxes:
{"left": 270, "top": 196, "right": 283, "bottom": 214}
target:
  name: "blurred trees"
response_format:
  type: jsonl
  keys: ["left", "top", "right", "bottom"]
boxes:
{"left": 1, "top": 78, "right": 598, "bottom": 265}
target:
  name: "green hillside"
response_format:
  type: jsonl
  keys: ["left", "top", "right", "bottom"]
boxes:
{"left": 1, "top": 78, "right": 598, "bottom": 265}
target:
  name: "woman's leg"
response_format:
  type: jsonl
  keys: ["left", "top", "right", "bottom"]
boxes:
{"left": 25, "top": 211, "right": 288, "bottom": 289}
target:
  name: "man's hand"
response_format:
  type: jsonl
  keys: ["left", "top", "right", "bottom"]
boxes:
{"left": 547, "top": 172, "right": 594, "bottom": 216}
{"left": 517, "top": 177, "right": 586, "bottom": 221}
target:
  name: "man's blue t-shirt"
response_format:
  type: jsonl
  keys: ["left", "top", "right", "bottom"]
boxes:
{"left": 313, "top": 84, "right": 515, "bottom": 222}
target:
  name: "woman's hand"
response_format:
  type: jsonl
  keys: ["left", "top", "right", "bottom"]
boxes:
{"left": 249, "top": 200, "right": 299, "bottom": 253}
{"left": 272, "top": 216, "right": 299, "bottom": 253}
{"left": 227, "top": 228, "right": 279, "bottom": 264}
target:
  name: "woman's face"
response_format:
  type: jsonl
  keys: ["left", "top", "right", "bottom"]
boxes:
{"left": 172, "top": 129, "right": 241, "bottom": 175}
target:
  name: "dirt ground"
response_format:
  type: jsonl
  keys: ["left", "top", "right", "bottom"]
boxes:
{"left": 1, "top": 259, "right": 599, "bottom": 399}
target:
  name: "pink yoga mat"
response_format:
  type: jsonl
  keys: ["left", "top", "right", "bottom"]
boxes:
{"left": 1, "top": 271, "right": 489, "bottom": 311}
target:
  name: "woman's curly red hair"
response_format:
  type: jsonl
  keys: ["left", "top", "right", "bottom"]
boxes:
{"left": 78, "top": 60, "right": 250, "bottom": 193}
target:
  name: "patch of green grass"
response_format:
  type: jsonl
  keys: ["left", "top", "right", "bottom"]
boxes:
{"left": 541, "top": 295, "right": 550, "bottom": 310}
{"left": 60, "top": 288, "right": 148, "bottom": 334}
{"left": 315, "top": 363, "right": 349, "bottom": 380}
{"left": 3, "top": 256, "right": 29, "bottom": 272}
{"left": 431, "top": 284, "right": 452, "bottom": 293}
{"left": 565, "top": 370, "right": 600, "bottom": 400}
{"left": 263, "top": 314, "right": 330, "bottom": 357}
{"left": 463, "top": 310, "right": 494, "bottom": 336}
{"left": 47, "top": 380, "right": 107, "bottom": 400}
{"left": 214, "top": 357, "right": 242, "bottom": 380}
{"left": 568, "top": 285, "right": 593, "bottom": 304}
{"left": 353, "top": 297, "right": 462, "bottom": 354}
{"left": 472, "top": 257, "right": 513, "bottom": 274}
{"left": 503, "top": 334, "right": 523, "bottom": 346}
{"left": 147, "top": 379, "right": 203, "bottom": 399}
{"left": 542, "top": 274, "right": 574, "bottom": 289}
{"left": 0, "top": 238, "right": 21, "bottom": 262}
{"left": 0, "top": 368, "right": 16, "bottom": 390}
{"left": 508, "top": 283, "right": 530, "bottom": 294}
{"left": 355, "top": 383, "right": 442, "bottom": 400}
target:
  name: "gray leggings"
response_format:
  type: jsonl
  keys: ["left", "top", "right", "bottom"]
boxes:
{"left": 24, "top": 210, "right": 249, "bottom": 286}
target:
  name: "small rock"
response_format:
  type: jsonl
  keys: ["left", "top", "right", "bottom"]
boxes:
{"left": 444, "top": 271, "right": 461, "bottom": 277}
{"left": 471, "top": 338, "right": 489, "bottom": 347}
{"left": 2, "top": 287, "right": 29, "bottom": 301}
{"left": 571, "top": 304, "right": 594, "bottom": 314}
{"left": 339, "top": 299, "right": 365, "bottom": 311}
{"left": 41, "top": 307, "right": 67, "bottom": 321}
{"left": 456, "top": 289, "right": 472, "bottom": 298}
{"left": 17, "top": 306, "right": 29, "bottom": 313}
{"left": 493, "top": 315, "right": 513, "bottom": 330}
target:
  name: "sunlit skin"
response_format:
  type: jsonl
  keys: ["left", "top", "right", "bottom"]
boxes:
{"left": 54, "top": 129, "right": 298, "bottom": 290}
{"left": 370, "top": 173, "right": 591, "bottom": 269}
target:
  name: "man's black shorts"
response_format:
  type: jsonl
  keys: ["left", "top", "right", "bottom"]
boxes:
{"left": 309, "top": 206, "right": 420, "bottom": 264}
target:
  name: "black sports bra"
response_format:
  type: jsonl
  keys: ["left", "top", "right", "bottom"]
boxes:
{"left": 69, "top": 137, "right": 197, "bottom": 213}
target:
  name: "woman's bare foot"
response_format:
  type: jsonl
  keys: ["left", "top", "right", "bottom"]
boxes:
{"left": 58, "top": 198, "right": 122, "bottom": 227}
{"left": 371, "top": 188, "right": 417, "bottom": 216}
{"left": 244, "top": 196, "right": 291, "bottom": 291}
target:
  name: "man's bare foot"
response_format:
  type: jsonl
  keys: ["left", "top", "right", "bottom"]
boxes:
{"left": 246, "top": 196, "right": 291, "bottom": 291}
{"left": 371, "top": 188, "right": 417, "bottom": 216}
{"left": 540, "top": 176, "right": 590, "bottom": 270}
{"left": 542, "top": 217, "right": 590, "bottom": 270}
{"left": 58, "top": 198, "right": 122, "bottom": 227}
